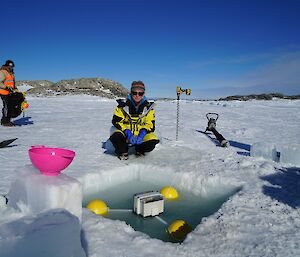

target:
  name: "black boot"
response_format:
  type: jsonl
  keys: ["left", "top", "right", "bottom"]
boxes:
{"left": 1, "top": 117, "right": 14, "bottom": 127}
{"left": 118, "top": 152, "right": 129, "bottom": 160}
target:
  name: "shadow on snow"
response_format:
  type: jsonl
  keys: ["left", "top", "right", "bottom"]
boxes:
{"left": 228, "top": 140, "right": 251, "bottom": 156}
{"left": 13, "top": 116, "right": 34, "bottom": 126}
{"left": 260, "top": 167, "right": 300, "bottom": 208}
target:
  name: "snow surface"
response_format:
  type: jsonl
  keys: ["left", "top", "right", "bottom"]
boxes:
{"left": 280, "top": 145, "right": 300, "bottom": 166}
{"left": 16, "top": 84, "right": 34, "bottom": 93}
{"left": 0, "top": 95, "right": 300, "bottom": 257}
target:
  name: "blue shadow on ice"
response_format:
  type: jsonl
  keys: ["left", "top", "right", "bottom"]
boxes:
{"left": 80, "top": 230, "right": 88, "bottom": 256}
{"left": 101, "top": 140, "right": 115, "bottom": 155}
{"left": 228, "top": 140, "right": 251, "bottom": 151}
{"left": 13, "top": 116, "right": 34, "bottom": 126}
{"left": 260, "top": 167, "right": 300, "bottom": 208}
{"left": 228, "top": 140, "right": 251, "bottom": 156}
{"left": 102, "top": 140, "right": 136, "bottom": 156}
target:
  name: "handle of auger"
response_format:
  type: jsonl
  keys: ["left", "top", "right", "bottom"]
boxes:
{"left": 206, "top": 113, "right": 219, "bottom": 121}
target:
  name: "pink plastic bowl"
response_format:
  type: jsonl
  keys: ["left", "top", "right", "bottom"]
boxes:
{"left": 28, "top": 147, "right": 75, "bottom": 176}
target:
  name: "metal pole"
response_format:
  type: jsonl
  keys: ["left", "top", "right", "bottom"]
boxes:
{"left": 176, "top": 94, "right": 180, "bottom": 141}
{"left": 175, "top": 86, "right": 190, "bottom": 141}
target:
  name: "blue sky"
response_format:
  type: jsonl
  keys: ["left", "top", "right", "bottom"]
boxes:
{"left": 1, "top": 0, "right": 300, "bottom": 99}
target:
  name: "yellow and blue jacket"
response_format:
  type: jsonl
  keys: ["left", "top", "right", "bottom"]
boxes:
{"left": 112, "top": 95, "right": 159, "bottom": 142}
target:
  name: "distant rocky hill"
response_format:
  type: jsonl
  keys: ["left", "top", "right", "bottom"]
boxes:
{"left": 16, "top": 78, "right": 129, "bottom": 98}
{"left": 219, "top": 93, "right": 300, "bottom": 101}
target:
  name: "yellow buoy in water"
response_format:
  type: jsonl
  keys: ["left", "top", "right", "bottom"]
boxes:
{"left": 86, "top": 199, "right": 108, "bottom": 215}
{"left": 167, "top": 220, "right": 192, "bottom": 240}
{"left": 160, "top": 186, "right": 179, "bottom": 199}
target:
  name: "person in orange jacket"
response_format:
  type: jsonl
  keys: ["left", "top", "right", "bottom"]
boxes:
{"left": 0, "top": 60, "right": 24, "bottom": 126}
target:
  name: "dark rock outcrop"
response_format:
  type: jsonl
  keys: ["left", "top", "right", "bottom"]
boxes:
{"left": 219, "top": 93, "right": 300, "bottom": 101}
{"left": 16, "top": 78, "right": 129, "bottom": 98}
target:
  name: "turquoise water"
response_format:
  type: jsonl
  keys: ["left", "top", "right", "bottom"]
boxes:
{"left": 83, "top": 179, "right": 239, "bottom": 242}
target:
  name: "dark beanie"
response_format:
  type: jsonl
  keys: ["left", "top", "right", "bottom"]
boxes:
{"left": 4, "top": 60, "right": 15, "bottom": 67}
{"left": 131, "top": 81, "right": 145, "bottom": 92}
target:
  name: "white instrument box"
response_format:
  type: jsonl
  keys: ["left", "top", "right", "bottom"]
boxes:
{"left": 133, "top": 191, "right": 164, "bottom": 217}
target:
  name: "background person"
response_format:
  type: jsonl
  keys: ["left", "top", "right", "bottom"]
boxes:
{"left": 0, "top": 60, "right": 24, "bottom": 126}
{"left": 109, "top": 81, "right": 159, "bottom": 160}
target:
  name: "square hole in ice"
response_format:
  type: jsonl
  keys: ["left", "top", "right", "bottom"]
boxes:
{"left": 82, "top": 164, "right": 240, "bottom": 243}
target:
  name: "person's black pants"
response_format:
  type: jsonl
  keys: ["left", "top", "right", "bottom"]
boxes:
{"left": 110, "top": 131, "right": 158, "bottom": 155}
{"left": 1, "top": 95, "right": 10, "bottom": 124}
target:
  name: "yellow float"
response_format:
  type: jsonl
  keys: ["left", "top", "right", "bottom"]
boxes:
{"left": 86, "top": 199, "right": 108, "bottom": 215}
{"left": 167, "top": 220, "right": 192, "bottom": 240}
{"left": 160, "top": 186, "right": 179, "bottom": 200}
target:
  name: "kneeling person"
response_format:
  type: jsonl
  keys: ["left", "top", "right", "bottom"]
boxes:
{"left": 110, "top": 81, "right": 159, "bottom": 160}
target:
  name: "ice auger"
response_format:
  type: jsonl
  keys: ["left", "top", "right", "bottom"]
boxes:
{"left": 176, "top": 86, "right": 191, "bottom": 141}
{"left": 205, "top": 113, "right": 228, "bottom": 147}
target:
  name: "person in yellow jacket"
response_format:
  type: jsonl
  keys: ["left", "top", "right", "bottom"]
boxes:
{"left": 0, "top": 60, "right": 24, "bottom": 126}
{"left": 109, "top": 81, "right": 159, "bottom": 160}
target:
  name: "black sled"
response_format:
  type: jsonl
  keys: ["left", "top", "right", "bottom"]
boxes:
{"left": 0, "top": 138, "right": 18, "bottom": 148}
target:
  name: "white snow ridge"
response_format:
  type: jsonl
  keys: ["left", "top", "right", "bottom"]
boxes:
{"left": 0, "top": 95, "right": 300, "bottom": 257}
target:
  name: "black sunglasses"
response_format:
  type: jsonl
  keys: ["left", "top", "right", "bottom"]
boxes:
{"left": 131, "top": 91, "right": 144, "bottom": 96}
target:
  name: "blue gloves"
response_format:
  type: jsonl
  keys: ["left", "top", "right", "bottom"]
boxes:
{"left": 124, "top": 129, "right": 136, "bottom": 145}
{"left": 124, "top": 129, "right": 148, "bottom": 145}
{"left": 136, "top": 129, "right": 147, "bottom": 145}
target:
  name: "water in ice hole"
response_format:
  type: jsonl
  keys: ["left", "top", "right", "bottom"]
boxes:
{"left": 83, "top": 172, "right": 240, "bottom": 242}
